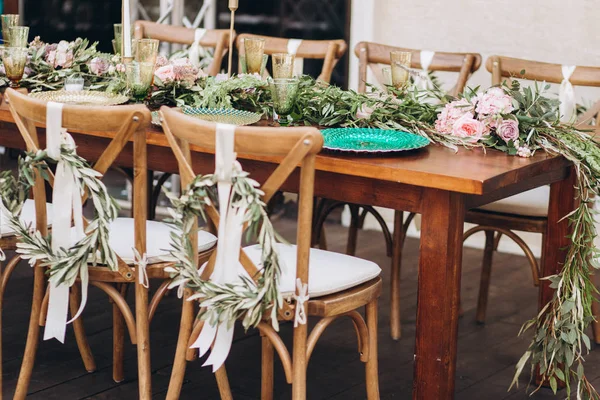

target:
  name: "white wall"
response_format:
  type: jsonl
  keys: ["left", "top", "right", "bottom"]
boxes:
{"left": 346, "top": 0, "right": 600, "bottom": 256}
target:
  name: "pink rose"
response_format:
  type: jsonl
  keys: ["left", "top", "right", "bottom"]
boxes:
{"left": 89, "top": 57, "right": 109, "bottom": 75}
{"left": 355, "top": 104, "right": 374, "bottom": 120}
{"left": 451, "top": 112, "right": 485, "bottom": 142}
{"left": 155, "top": 55, "right": 169, "bottom": 68}
{"left": 496, "top": 119, "right": 520, "bottom": 142}
{"left": 155, "top": 65, "right": 175, "bottom": 83}
{"left": 475, "top": 87, "right": 514, "bottom": 116}
{"left": 435, "top": 99, "right": 474, "bottom": 134}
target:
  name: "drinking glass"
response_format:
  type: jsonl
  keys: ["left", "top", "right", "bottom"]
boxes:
{"left": 133, "top": 38, "right": 159, "bottom": 65}
{"left": 64, "top": 75, "right": 84, "bottom": 91}
{"left": 113, "top": 24, "right": 123, "bottom": 54}
{"left": 390, "top": 51, "right": 412, "bottom": 89}
{"left": 269, "top": 78, "right": 299, "bottom": 126}
{"left": 272, "top": 53, "right": 295, "bottom": 79}
{"left": 126, "top": 61, "right": 154, "bottom": 101}
{"left": 244, "top": 37, "right": 265, "bottom": 74}
{"left": 8, "top": 26, "right": 29, "bottom": 48}
{"left": 3, "top": 46, "right": 28, "bottom": 87}
{"left": 1, "top": 14, "right": 19, "bottom": 47}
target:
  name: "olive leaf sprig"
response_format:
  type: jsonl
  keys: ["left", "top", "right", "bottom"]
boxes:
{"left": 0, "top": 148, "right": 120, "bottom": 288}
{"left": 165, "top": 167, "right": 284, "bottom": 331}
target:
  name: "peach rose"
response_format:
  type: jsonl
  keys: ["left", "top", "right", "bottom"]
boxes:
{"left": 451, "top": 112, "right": 485, "bottom": 142}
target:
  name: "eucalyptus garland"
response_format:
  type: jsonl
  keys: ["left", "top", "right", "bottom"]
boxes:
{"left": 0, "top": 147, "right": 119, "bottom": 287}
{"left": 165, "top": 166, "right": 284, "bottom": 331}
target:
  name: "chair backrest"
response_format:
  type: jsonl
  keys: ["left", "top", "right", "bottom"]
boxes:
{"left": 159, "top": 106, "right": 322, "bottom": 290}
{"left": 134, "top": 20, "right": 233, "bottom": 77}
{"left": 486, "top": 55, "right": 600, "bottom": 132}
{"left": 354, "top": 41, "right": 482, "bottom": 96}
{"left": 4, "top": 88, "right": 152, "bottom": 280}
{"left": 236, "top": 34, "right": 348, "bottom": 83}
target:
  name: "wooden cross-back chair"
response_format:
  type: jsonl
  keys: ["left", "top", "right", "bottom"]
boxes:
{"left": 134, "top": 20, "right": 233, "bottom": 77}
{"left": 464, "top": 56, "right": 600, "bottom": 335}
{"left": 312, "top": 41, "right": 482, "bottom": 341}
{"left": 4, "top": 88, "right": 216, "bottom": 399}
{"left": 235, "top": 34, "right": 348, "bottom": 83}
{"left": 354, "top": 41, "right": 482, "bottom": 96}
{"left": 159, "top": 105, "right": 382, "bottom": 400}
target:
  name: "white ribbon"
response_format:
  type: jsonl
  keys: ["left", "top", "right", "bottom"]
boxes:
{"left": 132, "top": 247, "right": 149, "bottom": 288}
{"left": 559, "top": 65, "right": 577, "bottom": 123}
{"left": 287, "top": 39, "right": 304, "bottom": 77}
{"left": 0, "top": 247, "right": 5, "bottom": 261}
{"left": 414, "top": 50, "right": 435, "bottom": 90}
{"left": 189, "top": 28, "right": 207, "bottom": 68}
{"left": 293, "top": 278, "right": 309, "bottom": 327}
{"left": 43, "top": 102, "right": 86, "bottom": 344}
{"left": 190, "top": 123, "right": 246, "bottom": 372}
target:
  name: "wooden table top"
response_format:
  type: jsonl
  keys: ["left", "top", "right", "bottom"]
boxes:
{"left": 0, "top": 106, "right": 571, "bottom": 196}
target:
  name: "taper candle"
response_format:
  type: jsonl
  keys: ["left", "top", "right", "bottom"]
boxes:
{"left": 122, "top": 0, "right": 132, "bottom": 58}
{"left": 229, "top": 0, "right": 238, "bottom": 10}
{"left": 227, "top": 0, "right": 237, "bottom": 77}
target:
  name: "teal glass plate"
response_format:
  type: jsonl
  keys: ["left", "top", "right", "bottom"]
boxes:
{"left": 182, "top": 107, "right": 262, "bottom": 126}
{"left": 321, "top": 128, "right": 430, "bottom": 153}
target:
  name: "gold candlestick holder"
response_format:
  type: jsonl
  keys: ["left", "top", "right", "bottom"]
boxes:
{"left": 227, "top": 0, "right": 238, "bottom": 77}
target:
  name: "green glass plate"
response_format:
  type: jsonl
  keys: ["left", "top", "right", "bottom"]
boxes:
{"left": 182, "top": 107, "right": 262, "bottom": 126}
{"left": 321, "top": 128, "right": 430, "bottom": 153}
{"left": 151, "top": 111, "right": 161, "bottom": 126}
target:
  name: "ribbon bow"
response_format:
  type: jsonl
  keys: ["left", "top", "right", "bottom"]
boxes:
{"left": 293, "top": 278, "right": 309, "bottom": 327}
{"left": 287, "top": 39, "right": 304, "bottom": 77}
{"left": 414, "top": 50, "right": 435, "bottom": 90}
{"left": 44, "top": 101, "right": 87, "bottom": 344}
{"left": 132, "top": 247, "right": 149, "bottom": 288}
{"left": 559, "top": 65, "right": 577, "bottom": 123}
{"left": 189, "top": 123, "right": 248, "bottom": 372}
{"left": 189, "top": 28, "right": 208, "bottom": 68}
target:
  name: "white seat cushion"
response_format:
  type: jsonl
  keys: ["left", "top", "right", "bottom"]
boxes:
{"left": 108, "top": 218, "right": 217, "bottom": 264}
{"left": 477, "top": 186, "right": 549, "bottom": 217}
{"left": 1, "top": 199, "right": 53, "bottom": 237}
{"left": 243, "top": 243, "right": 381, "bottom": 298}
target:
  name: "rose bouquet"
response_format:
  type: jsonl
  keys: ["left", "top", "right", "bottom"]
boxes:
{"left": 148, "top": 55, "right": 207, "bottom": 108}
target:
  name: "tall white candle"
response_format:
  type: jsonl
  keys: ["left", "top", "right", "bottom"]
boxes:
{"left": 123, "top": 0, "right": 132, "bottom": 58}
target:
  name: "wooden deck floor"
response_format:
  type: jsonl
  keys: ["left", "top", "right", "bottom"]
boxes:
{"left": 2, "top": 214, "right": 599, "bottom": 399}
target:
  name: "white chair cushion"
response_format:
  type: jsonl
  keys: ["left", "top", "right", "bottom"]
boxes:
{"left": 1, "top": 199, "right": 53, "bottom": 237}
{"left": 477, "top": 186, "right": 549, "bottom": 217}
{"left": 108, "top": 218, "right": 217, "bottom": 264}
{"left": 243, "top": 243, "right": 381, "bottom": 298}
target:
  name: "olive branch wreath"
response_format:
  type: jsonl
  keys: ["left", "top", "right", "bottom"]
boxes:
{"left": 164, "top": 167, "right": 284, "bottom": 332}
{"left": 0, "top": 147, "right": 119, "bottom": 288}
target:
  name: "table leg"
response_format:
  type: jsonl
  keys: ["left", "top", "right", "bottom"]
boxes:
{"left": 413, "top": 188, "right": 464, "bottom": 400}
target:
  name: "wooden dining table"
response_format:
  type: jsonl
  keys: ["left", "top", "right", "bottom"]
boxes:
{"left": 0, "top": 100, "right": 574, "bottom": 400}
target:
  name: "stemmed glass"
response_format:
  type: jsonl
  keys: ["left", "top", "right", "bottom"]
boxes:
{"left": 390, "top": 51, "right": 412, "bottom": 89}
{"left": 126, "top": 61, "right": 154, "bottom": 102}
{"left": 269, "top": 78, "right": 299, "bottom": 126}
{"left": 8, "top": 26, "right": 28, "bottom": 47}
{"left": 243, "top": 37, "right": 265, "bottom": 74}
{"left": 1, "top": 14, "right": 19, "bottom": 47}
{"left": 272, "top": 53, "right": 295, "bottom": 79}
{"left": 3, "top": 46, "right": 28, "bottom": 87}
{"left": 133, "top": 38, "right": 159, "bottom": 65}
{"left": 113, "top": 23, "right": 123, "bottom": 55}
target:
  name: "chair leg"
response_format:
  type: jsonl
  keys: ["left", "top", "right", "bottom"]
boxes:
{"left": 215, "top": 365, "right": 233, "bottom": 400}
{"left": 135, "top": 282, "right": 152, "bottom": 399}
{"left": 166, "top": 289, "right": 195, "bottom": 400}
{"left": 291, "top": 323, "right": 308, "bottom": 400}
{"left": 112, "top": 301, "right": 126, "bottom": 382}
{"left": 346, "top": 205, "right": 361, "bottom": 256}
{"left": 261, "top": 334, "right": 274, "bottom": 400}
{"left": 390, "top": 210, "right": 403, "bottom": 340}
{"left": 14, "top": 266, "right": 46, "bottom": 400}
{"left": 0, "top": 255, "right": 20, "bottom": 400}
{"left": 69, "top": 283, "right": 96, "bottom": 373}
{"left": 476, "top": 230, "right": 496, "bottom": 324}
{"left": 365, "top": 299, "right": 380, "bottom": 400}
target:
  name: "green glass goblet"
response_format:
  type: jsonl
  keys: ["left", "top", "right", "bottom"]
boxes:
{"left": 1, "top": 14, "right": 19, "bottom": 47}
{"left": 126, "top": 61, "right": 154, "bottom": 102}
{"left": 8, "top": 26, "right": 29, "bottom": 48}
{"left": 113, "top": 23, "right": 122, "bottom": 55}
{"left": 269, "top": 78, "right": 299, "bottom": 126}
{"left": 3, "top": 46, "right": 28, "bottom": 87}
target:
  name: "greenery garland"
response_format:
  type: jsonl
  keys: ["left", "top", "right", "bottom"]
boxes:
{"left": 165, "top": 166, "right": 284, "bottom": 331}
{"left": 0, "top": 147, "right": 119, "bottom": 287}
